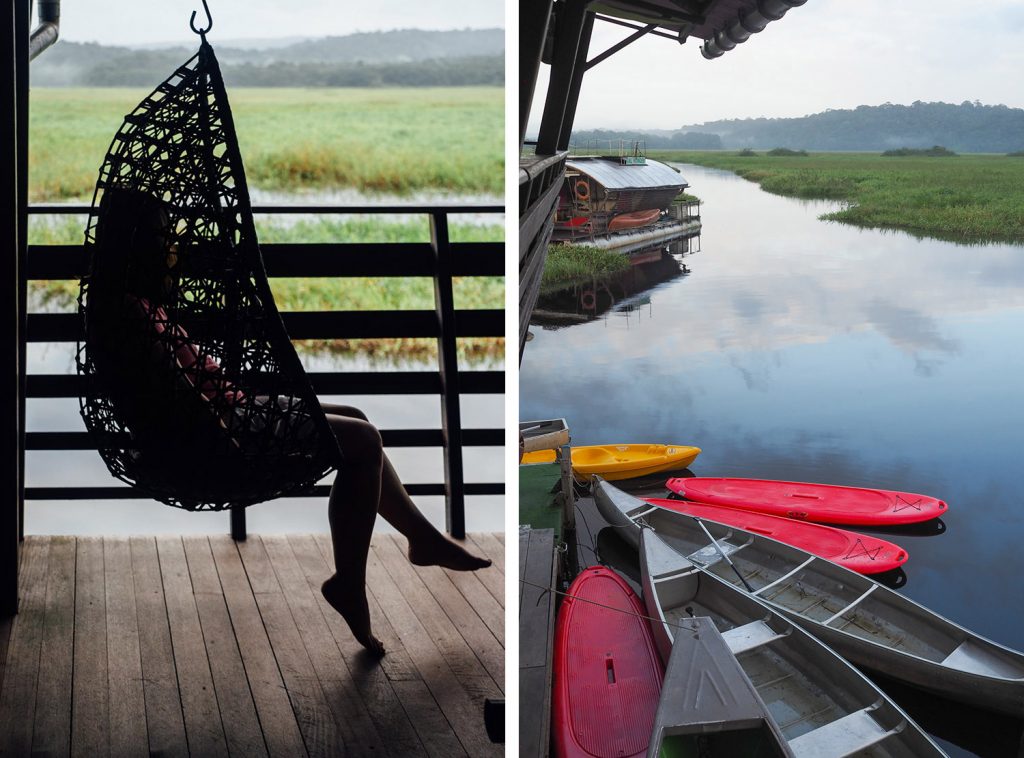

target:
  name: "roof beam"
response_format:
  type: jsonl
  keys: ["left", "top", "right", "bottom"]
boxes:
{"left": 594, "top": 14, "right": 682, "bottom": 41}
{"left": 585, "top": 22, "right": 656, "bottom": 70}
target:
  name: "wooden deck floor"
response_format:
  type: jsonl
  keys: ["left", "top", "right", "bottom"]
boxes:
{"left": 0, "top": 532, "right": 504, "bottom": 757}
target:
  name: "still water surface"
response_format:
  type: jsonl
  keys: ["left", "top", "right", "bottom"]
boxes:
{"left": 521, "top": 164, "right": 1024, "bottom": 756}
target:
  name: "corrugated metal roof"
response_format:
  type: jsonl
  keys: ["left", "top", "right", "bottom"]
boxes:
{"left": 565, "top": 158, "right": 688, "bottom": 191}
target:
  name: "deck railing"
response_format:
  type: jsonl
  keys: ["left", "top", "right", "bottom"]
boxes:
{"left": 23, "top": 203, "right": 505, "bottom": 541}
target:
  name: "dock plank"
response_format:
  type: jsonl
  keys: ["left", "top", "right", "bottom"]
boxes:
{"left": 236, "top": 537, "right": 348, "bottom": 758}
{"left": 519, "top": 527, "right": 558, "bottom": 758}
{"left": 72, "top": 536, "right": 109, "bottom": 758}
{"left": 157, "top": 536, "right": 229, "bottom": 757}
{"left": 1, "top": 533, "right": 503, "bottom": 758}
{"left": 291, "top": 534, "right": 428, "bottom": 757}
{"left": 183, "top": 536, "right": 269, "bottom": 758}
{"left": 0, "top": 536, "right": 50, "bottom": 755}
{"left": 30, "top": 536, "right": 74, "bottom": 757}
{"left": 367, "top": 537, "right": 499, "bottom": 756}
{"left": 104, "top": 537, "right": 149, "bottom": 757}
{"left": 260, "top": 535, "right": 386, "bottom": 756}
{"left": 131, "top": 537, "right": 189, "bottom": 758}
{"left": 208, "top": 536, "right": 308, "bottom": 758}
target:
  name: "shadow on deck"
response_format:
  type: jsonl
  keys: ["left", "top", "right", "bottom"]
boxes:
{"left": 0, "top": 532, "right": 504, "bottom": 757}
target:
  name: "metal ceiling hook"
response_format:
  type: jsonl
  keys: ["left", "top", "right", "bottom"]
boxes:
{"left": 190, "top": 0, "right": 213, "bottom": 36}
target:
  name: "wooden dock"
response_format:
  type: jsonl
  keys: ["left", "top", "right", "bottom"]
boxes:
{"left": 518, "top": 526, "right": 558, "bottom": 757}
{"left": 0, "top": 532, "right": 504, "bottom": 757}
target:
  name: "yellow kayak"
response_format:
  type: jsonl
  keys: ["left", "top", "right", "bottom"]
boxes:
{"left": 520, "top": 444, "right": 701, "bottom": 481}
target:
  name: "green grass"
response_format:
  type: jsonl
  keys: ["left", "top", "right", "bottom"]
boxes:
{"left": 651, "top": 150, "right": 1024, "bottom": 243}
{"left": 29, "top": 87, "right": 503, "bottom": 200}
{"left": 541, "top": 243, "right": 631, "bottom": 292}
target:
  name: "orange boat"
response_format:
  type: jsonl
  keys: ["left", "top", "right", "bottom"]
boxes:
{"left": 607, "top": 208, "right": 661, "bottom": 232}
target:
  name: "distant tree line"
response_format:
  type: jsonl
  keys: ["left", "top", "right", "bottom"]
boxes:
{"left": 675, "top": 101, "right": 1024, "bottom": 154}
{"left": 78, "top": 54, "right": 503, "bottom": 87}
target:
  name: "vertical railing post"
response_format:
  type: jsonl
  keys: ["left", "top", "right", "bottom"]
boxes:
{"left": 16, "top": 0, "right": 29, "bottom": 545}
{"left": 1, "top": 0, "right": 28, "bottom": 615}
{"left": 230, "top": 505, "right": 247, "bottom": 541}
{"left": 430, "top": 212, "right": 466, "bottom": 539}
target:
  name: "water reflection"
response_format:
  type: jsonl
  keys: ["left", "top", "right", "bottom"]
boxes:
{"left": 522, "top": 164, "right": 1024, "bottom": 757}
{"left": 532, "top": 235, "right": 699, "bottom": 326}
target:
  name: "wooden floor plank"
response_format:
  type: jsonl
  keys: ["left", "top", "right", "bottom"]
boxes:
{"left": 396, "top": 541, "right": 503, "bottom": 685}
{"left": 468, "top": 532, "right": 506, "bottom": 577}
{"left": 366, "top": 538, "right": 499, "bottom": 757}
{"left": 30, "top": 536, "right": 75, "bottom": 757}
{"left": 104, "top": 538, "right": 149, "bottom": 757}
{"left": 209, "top": 536, "right": 308, "bottom": 758}
{"left": 260, "top": 536, "right": 387, "bottom": 756}
{"left": 441, "top": 566, "right": 504, "bottom": 645}
{"left": 237, "top": 537, "right": 350, "bottom": 758}
{"left": 72, "top": 537, "right": 109, "bottom": 758}
{"left": 157, "top": 536, "right": 229, "bottom": 758}
{"left": 376, "top": 537, "right": 502, "bottom": 699}
{"left": 0, "top": 536, "right": 50, "bottom": 755}
{"left": 131, "top": 537, "right": 189, "bottom": 758}
{"left": 183, "top": 537, "right": 269, "bottom": 758}
{"left": 290, "top": 534, "right": 429, "bottom": 758}
{"left": 310, "top": 534, "right": 420, "bottom": 684}
{"left": 391, "top": 679, "right": 469, "bottom": 758}
{"left": 461, "top": 535, "right": 504, "bottom": 608}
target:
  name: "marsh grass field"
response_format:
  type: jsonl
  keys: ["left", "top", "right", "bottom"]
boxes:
{"left": 651, "top": 150, "right": 1024, "bottom": 243}
{"left": 30, "top": 87, "right": 504, "bottom": 363}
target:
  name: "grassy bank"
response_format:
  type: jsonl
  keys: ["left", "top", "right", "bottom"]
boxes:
{"left": 541, "top": 244, "right": 631, "bottom": 292}
{"left": 651, "top": 150, "right": 1024, "bottom": 243}
{"left": 30, "top": 87, "right": 503, "bottom": 200}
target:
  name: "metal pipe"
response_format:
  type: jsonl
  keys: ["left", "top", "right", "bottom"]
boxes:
{"left": 29, "top": 0, "right": 60, "bottom": 61}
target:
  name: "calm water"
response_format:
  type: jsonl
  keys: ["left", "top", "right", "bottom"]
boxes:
{"left": 521, "top": 164, "right": 1024, "bottom": 756}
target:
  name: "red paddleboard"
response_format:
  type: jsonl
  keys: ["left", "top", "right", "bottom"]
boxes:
{"left": 665, "top": 477, "right": 947, "bottom": 526}
{"left": 644, "top": 497, "right": 908, "bottom": 574}
{"left": 552, "top": 566, "right": 663, "bottom": 758}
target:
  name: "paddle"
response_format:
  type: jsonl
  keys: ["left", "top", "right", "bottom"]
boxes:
{"left": 692, "top": 517, "right": 755, "bottom": 593}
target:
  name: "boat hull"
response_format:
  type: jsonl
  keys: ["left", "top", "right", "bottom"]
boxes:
{"left": 641, "top": 529, "right": 945, "bottom": 757}
{"left": 595, "top": 478, "right": 1024, "bottom": 717}
{"left": 665, "top": 477, "right": 947, "bottom": 525}
{"left": 520, "top": 443, "right": 700, "bottom": 480}
{"left": 644, "top": 497, "right": 908, "bottom": 574}
{"left": 552, "top": 566, "right": 662, "bottom": 758}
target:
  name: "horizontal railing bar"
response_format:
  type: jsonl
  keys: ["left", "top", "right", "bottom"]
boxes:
{"left": 26, "top": 371, "right": 504, "bottom": 398}
{"left": 26, "top": 309, "right": 505, "bottom": 341}
{"left": 26, "top": 428, "right": 504, "bottom": 450}
{"left": 26, "top": 242, "right": 504, "bottom": 280}
{"left": 25, "top": 482, "right": 505, "bottom": 500}
{"left": 28, "top": 203, "right": 505, "bottom": 215}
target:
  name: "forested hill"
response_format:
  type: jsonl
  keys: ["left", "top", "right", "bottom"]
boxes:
{"left": 574, "top": 102, "right": 1024, "bottom": 154}
{"left": 31, "top": 28, "right": 504, "bottom": 87}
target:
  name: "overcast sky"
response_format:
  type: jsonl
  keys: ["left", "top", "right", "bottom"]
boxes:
{"left": 529, "top": 0, "right": 1024, "bottom": 131}
{"left": 58, "top": 0, "right": 503, "bottom": 46}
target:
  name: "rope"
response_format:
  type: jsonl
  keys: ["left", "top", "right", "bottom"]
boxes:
{"left": 519, "top": 576, "right": 705, "bottom": 635}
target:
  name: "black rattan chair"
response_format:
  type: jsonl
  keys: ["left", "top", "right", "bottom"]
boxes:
{"left": 77, "top": 38, "right": 342, "bottom": 511}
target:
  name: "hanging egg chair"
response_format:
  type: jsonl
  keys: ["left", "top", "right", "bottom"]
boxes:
{"left": 77, "top": 18, "right": 342, "bottom": 511}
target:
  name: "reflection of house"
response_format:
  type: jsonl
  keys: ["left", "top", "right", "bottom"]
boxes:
{"left": 554, "top": 156, "right": 689, "bottom": 239}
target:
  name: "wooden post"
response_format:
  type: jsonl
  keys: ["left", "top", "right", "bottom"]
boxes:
{"left": 556, "top": 11, "right": 595, "bottom": 151}
{"left": 430, "top": 212, "right": 466, "bottom": 539}
{"left": 535, "top": 0, "right": 588, "bottom": 156}
{"left": 520, "top": 0, "right": 554, "bottom": 148}
{"left": 230, "top": 505, "right": 247, "bottom": 542}
{"left": 0, "top": 0, "right": 28, "bottom": 616}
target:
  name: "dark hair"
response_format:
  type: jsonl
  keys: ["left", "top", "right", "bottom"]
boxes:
{"left": 93, "top": 188, "right": 179, "bottom": 304}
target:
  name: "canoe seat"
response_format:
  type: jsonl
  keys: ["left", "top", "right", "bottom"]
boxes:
{"left": 940, "top": 639, "right": 1022, "bottom": 677}
{"left": 721, "top": 620, "right": 787, "bottom": 656}
{"left": 788, "top": 705, "right": 899, "bottom": 758}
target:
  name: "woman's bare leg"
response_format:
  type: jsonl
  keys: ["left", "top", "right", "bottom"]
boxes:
{"left": 321, "top": 412, "right": 385, "bottom": 656}
{"left": 321, "top": 403, "right": 490, "bottom": 570}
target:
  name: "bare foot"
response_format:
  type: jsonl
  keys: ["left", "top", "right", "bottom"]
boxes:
{"left": 321, "top": 575, "right": 385, "bottom": 656}
{"left": 408, "top": 535, "right": 492, "bottom": 571}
